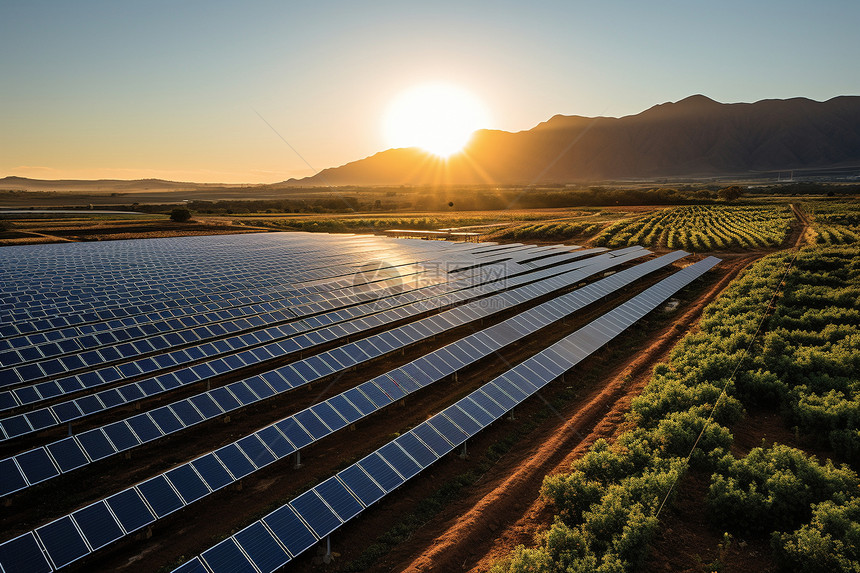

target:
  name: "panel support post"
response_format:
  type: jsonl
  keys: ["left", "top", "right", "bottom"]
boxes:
{"left": 508, "top": 408, "right": 515, "bottom": 421}
{"left": 323, "top": 535, "right": 332, "bottom": 564}
{"left": 459, "top": 441, "right": 468, "bottom": 459}
{"left": 294, "top": 450, "right": 303, "bottom": 469}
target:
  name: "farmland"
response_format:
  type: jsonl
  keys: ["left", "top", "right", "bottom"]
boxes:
{"left": 0, "top": 193, "right": 857, "bottom": 573}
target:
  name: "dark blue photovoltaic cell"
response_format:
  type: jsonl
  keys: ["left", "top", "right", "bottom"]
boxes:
{"left": 263, "top": 505, "right": 317, "bottom": 557}
{"left": 358, "top": 452, "right": 403, "bottom": 492}
{"left": 234, "top": 522, "right": 291, "bottom": 573}
{"left": 171, "top": 557, "right": 208, "bottom": 573}
{"left": 326, "top": 394, "right": 362, "bottom": 423}
{"left": 378, "top": 442, "right": 421, "bottom": 479}
{"left": 126, "top": 413, "right": 162, "bottom": 443}
{"left": 137, "top": 475, "right": 184, "bottom": 518}
{"left": 394, "top": 432, "right": 437, "bottom": 468}
{"left": 399, "top": 362, "right": 434, "bottom": 387}
{"left": 470, "top": 389, "right": 506, "bottom": 418}
{"left": 313, "top": 476, "right": 363, "bottom": 521}
{"left": 357, "top": 381, "right": 392, "bottom": 408}
{"left": 294, "top": 410, "right": 329, "bottom": 439}
{"left": 105, "top": 488, "right": 155, "bottom": 534}
{"left": 166, "top": 464, "right": 210, "bottom": 504}
{"left": 310, "top": 402, "right": 347, "bottom": 432}
{"left": 337, "top": 465, "right": 385, "bottom": 507}
{"left": 290, "top": 490, "right": 341, "bottom": 538}
{"left": 189, "top": 393, "right": 222, "bottom": 419}
{"left": 72, "top": 500, "right": 124, "bottom": 551}
{"left": 190, "top": 454, "right": 233, "bottom": 492}
{"left": 494, "top": 375, "right": 528, "bottom": 401}
{"left": 482, "top": 382, "right": 517, "bottom": 410}
{"left": 237, "top": 434, "right": 276, "bottom": 468}
{"left": 170, "top": 401, "right": 204, "bottom": 427}
{"left": 149, "top": 406, "right": 184, "bottom": 434}
{"left": 410, "top": 422, "right": 454, "bottom": 457}
{"left": 214, "top": 443, "right": 255, "bottom": 480}
{"left": 46, "top": 437, "right": 89, "bottom": 473}
{"left": 0, "top": 457, "right": 28, "bottom": 496}
{"left": 0, "top": 532, "right": 52, "bottom": 573}
{"left": 77, "top": 428, "right": 117, "bottom": 461}
{"left": 442, "top": 405, "right": 482, "bottom": 436}
{"left": 16, "top": 447, "right": 59, "bottom": 485}
{"left": 457, "top": 397, "right": 493, "bottom": 427}
{"left": 201, "top": 537, "right": 255, "bottom": 573}
{"left": 256, "top": 426, "right": 295, "bottom": 459}
{"left": 372, "top": 375, "right": 407, "bottom": 401}
{"left": 209, "top": 387, "right": 241, "bottom": 413}
{"left": 103, "top": 421, "right": 140, "bottom": 452}
{"left": 427, "top": 413, "right": 468, "bottom": 447}
{"left": 227, "top": 382, "right": 257, "bottom": 406}
{"left": 35, "top": 516, "right": 89, "bottom": 569}
{"left": 276, "top": 418, "right": 313, "bottom": 449}
{"left": 342, "top": 388, "right": 376, "bottom": 415}
{"left": 245, "top": 376, "right": 275, "bottom": 400}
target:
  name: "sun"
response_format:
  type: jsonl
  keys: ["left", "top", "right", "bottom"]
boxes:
{"left": 384, "top": 83, "right": 490, "bottom": 158}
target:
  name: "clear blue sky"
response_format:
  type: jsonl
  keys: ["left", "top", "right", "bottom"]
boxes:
{"left": 1, "top": 0, "right": 857, "bottom": 183}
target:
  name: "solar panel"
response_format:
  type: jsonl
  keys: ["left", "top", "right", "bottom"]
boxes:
{"left": 255, "top": 426, "right": 295, "bottom": 459}
{"left": 43, "top": 437, "right": 88, "bottom": 473}
{"left": 337, "top": 465, "right": 386, "bottom": 507}
{"left": 234, "top": 521, "right": 291, "bottom": 573}
{"left": 190, "top": 454, "right": 234, "bottom": 492}
{"left": 313, "top": 476, "right": 363, "bottom": 522}
{"left": 16, "top": 447, "right": 59, "bottom": 486}
{"left": 165, "top": 464, "right": 210, "bottom": 504}
{"left": 393, "top": 432, "right": 437, "bottom": 468}
{"left": 378, "top": 442, "right": 421, "bottom": 480}
{"left": 237, "top": 434, "right": 276, "bottom": 468}
{"left": 35, "top": 516, "right": 89, "bottom": 569}
{"left": 137, "top": 475, "right": 184, "bottom": 518}
{"left": 262, "top": 505, "right": 317, "bottom": 557}
{"left": 214, "top": 444, "right": 256, "bottom": 480}
{"left": 76, "top": 428, "right": 117, "bottom": 462}
{"left": 357, "top": 452, "right": 403, "bottom": 492}
{"left": 201, "top": 537, "right": 255, "bottom": 573}
{"left": 289, "top": 490, "right": 341, "bottom": 538}
{"left": 0, "top": 532, "right": 52, "bottom": 573}
{"left": 105, "top": 488, "right": 156, "bottom": 534}
{"left": 71, "top": 500, "right": 125, "bottom": 551}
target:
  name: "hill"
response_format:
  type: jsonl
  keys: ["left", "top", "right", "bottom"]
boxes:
{"left": 287, "top": 95, "right": 860, "bottom": 186}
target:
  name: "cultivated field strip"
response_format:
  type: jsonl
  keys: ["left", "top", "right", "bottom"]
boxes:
{"left": 161, "top": 257, "right": 721, "bottom": 573}
{"left": 0, "top": 248, "right": 646, "bottom": 496}
{"left": 0, "top": 246, "right": 617, "bottom": 444}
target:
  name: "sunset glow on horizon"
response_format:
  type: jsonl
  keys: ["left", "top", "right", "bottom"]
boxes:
{"left": 384, "top": 83, "right": 490, "bottom": 158}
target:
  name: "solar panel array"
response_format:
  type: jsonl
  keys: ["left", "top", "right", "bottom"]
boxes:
{"left": 166, "top": 256, "right": 721, "bottom": 573}
{"left": 0, "top": 251, "right": 694, "bottom": 560}
{"left": 0, "top": 231, "right": 720, "bottom": 573}
{"left": 0, "top": 247, "right": 647, "bottom": 497}
{"left": 0, "top": 246, "right": 613, "bottom": 441}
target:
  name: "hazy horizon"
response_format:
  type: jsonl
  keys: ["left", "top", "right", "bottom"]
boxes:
{"left": 2, "top": 0, "right": 858, "bottom": 183}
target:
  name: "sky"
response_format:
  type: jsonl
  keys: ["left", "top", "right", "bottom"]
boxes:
{"left": 1, "top": 0, "right": 858, "bottom": 183}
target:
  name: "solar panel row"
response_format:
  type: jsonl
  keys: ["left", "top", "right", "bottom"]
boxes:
{"left": 0, "top": 247, "right": 639, "bottom": 443}
{"left": 0, "top": 233, "right": 480, "bottom": 322}
{"left": 0, "top": 249, "right": 651, "bottom": 496}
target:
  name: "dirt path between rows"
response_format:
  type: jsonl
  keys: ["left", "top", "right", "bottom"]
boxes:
{"left": 375, "top": 255, "right": 758, "bottom": 573}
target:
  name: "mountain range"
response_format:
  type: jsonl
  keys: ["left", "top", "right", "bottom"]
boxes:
{"left": 287, "top": 95, "right": 860, "bottom": 186}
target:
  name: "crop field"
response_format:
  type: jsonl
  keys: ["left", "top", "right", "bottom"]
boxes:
{"left": 590, "top": 204, "right": 795, "bottom": 251}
